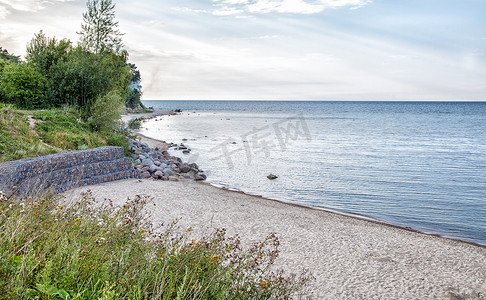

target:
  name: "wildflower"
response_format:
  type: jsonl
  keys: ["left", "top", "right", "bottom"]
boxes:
{"left": 159, "top": 253, "right": 165, "bottom": 258}
{"left": 211, "top": 255, "right": 220, "bottom": 260}
{"left": 187, "top": 226, "right": 193, "bottom": 232}
{"left": 141, "top": 229, "right": 145, "bottom": 233}
{"left": 76, "top": 217, "right": 81, "bottom": 222}
{"left": 261, "top": 280, "right": 268, "bottom": 289}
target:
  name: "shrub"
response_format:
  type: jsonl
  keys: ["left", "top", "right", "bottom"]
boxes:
{"left": 0, "top": 191, "right": 312, "bottom": 299}
{"left": 89, "top": 90, "right": 124, "bottom": 132}
{"left": 105, "top": 133, "right": 130, "bottom": 156}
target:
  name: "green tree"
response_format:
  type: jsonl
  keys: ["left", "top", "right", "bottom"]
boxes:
{"left": 0, "top": 61, "right": 47, "bottom": 109}
{"left": 26, "top": 30, "right": 72, "bottom": 76}
{"left": 78, "top": 0, "right": 124, "bottom": 54}
{"left": 0, "top": 47, "right": 20, "bottom": 64}
{"left": 48, "top": 46, "right": 130, "bottom": 119}
{"left": 125, "top": 63, "right": 144, "bottom": 110}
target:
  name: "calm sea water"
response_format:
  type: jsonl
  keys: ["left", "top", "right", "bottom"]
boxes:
{"left": 141, "top": 101, "right": 486, "bottom": 246}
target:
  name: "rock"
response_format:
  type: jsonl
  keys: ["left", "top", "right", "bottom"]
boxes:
{"left": 267, "top": 174, "right": 278, "bottom": 180}
{"left": 154, "top": 170, "right": 163, "bottom": 179}
{"left": 141, "top": 158, "right": 153, "bottom": 167}
{"left": 154, "top": 160, "right": 161, "bottom": 166}
{"left": 141, "top": 172, "right": 152, "bottom": 179}
{"left": 149, "top": 152, "right": 158, "bottom": 159}
{"left": 149, "top": 164, "right": 158, "bottom": 173}
{"left": 163, "top": 167, "right": 176, "bottom": 176}
{"left": 182, "top": 149, "right": 191, "bottom": 154}
{"left": 188, "top": 163, "right": 199, "bottom": 169}
{"left": 134, "top": 159, "right": 142, "bottom": 165}
{"left": 194, "top": 173, "right": 207, "bottom": 181}
{"left": 180, "top": 164, "right": 191, "bottom": 173}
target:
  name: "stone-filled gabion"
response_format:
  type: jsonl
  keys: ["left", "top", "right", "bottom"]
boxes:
{"left": 0, "top": 146, "right": 138, "bottom": 197}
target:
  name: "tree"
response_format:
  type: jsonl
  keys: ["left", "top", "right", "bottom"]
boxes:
{"left": 0, "top": 61, "right": 47, "bottom": 109}
{"left": 78, "top": 0, "right": 124, "bottom": 54}
{"left": 48, "top": 46, "right": 130, "bottom": 118}
{"left": 0, "top": 47, "right": 20, "bottom": 64}
{"left": 125, "top": 63, "right": 144, "bottom": 110}
{"left": 26, "top": 31, "right": 72, "bottom": 76}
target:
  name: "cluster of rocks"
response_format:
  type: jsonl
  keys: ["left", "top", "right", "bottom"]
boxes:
{"left": 128, "top": 139, "right": 207, "bottom": 181}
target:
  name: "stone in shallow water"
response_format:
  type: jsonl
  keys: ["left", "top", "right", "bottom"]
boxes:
{"left": 267, "top": 174, "right": 278, "bottom": 180}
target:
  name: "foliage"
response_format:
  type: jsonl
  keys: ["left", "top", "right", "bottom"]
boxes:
{"left": 0, "top": 191, "right": 311, "bottom": 299}
{"left": 33, "top": 108, "right": 106, "bottom": 151}
{"left": 78, "top": 0, "right": 124, "bottom": 54}
{"left": 47, "top": 46, "right": 130, "bottom": 118}
{"left": 0, "top": 47, "right": 20, "bottom": 64}
{"left": 105, "top": 133, "right": 130, "bottom": 156}
{"left": 126, "top": 63, "right": 145, "bottom": 111}
{"left": 0, "top": 104, "right": 57, "bottom": 162}
{"left": 0, "top": 61, "right": 47, "bottom": 109}
{"left": 127, "top": 117, "right": 144, "bottom": 130}
{"left": 126, "top": 87, "right": 143, "bottom": 109}
{"left": 89, "top": 89, "right": 124, "bottom": 132}
{"left": 26, "top": 30, "right": 72, "bottom": 76}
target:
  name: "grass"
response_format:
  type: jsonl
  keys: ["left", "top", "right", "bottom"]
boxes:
{"left": 0, "top": 104, "right": 133, "bottom": 162}
{"left": 0, "top": 191, "right": 311, "bottom": 299}
{"left": 33, "top": 108, "right": 106, "bottom": 151}
{"left": 0, "top": 104, "right": 57, "bottom": 162}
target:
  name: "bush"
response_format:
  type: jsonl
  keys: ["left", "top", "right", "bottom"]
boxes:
{"left": 0, "top": 191, "right": 312, "bottom": 298}
{"left": 106, "top": 133, "right": 130, "bottom": 156}
{"left": 89, "top": 90, "right": 124, "bottom": 132}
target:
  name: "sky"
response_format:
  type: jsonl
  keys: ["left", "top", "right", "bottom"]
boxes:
{"left": 1, "top": 0, "right": 486, "bottom": 101}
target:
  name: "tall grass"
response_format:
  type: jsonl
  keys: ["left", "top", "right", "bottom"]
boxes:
{"left": 0, "top": 104, "right": 57, "bottom": 162}
{"left": 0, "top": 191, "right": 311, "bottom": 299}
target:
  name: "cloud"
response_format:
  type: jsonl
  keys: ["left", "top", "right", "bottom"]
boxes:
{"left": 211, "top": 0, "right": 371, "bottom": 15}
{"left": 0, "top": 0, "right": 72, "bottom": 18}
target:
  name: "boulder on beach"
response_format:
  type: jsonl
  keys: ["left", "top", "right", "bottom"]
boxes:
{"left": 267, "top": 174, "right": 278, "bottom": 180}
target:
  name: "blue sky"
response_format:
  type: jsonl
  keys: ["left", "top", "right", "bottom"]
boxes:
{"left": 1, "top": 0, "right": 485, "bottom": 100}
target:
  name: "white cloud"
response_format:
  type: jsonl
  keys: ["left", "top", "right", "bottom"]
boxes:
{"left": 172, "top": 7, "right": 210, "bottom": 14}
{"left": 0, "top": 0, "right": 72, "bottom": 18}
{"left": 211, "top": 0, "right": 371, "bottom": 15}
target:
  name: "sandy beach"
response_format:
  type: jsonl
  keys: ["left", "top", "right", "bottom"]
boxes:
{"left": 65, "top": 177, "right": 486, "bottom": 299}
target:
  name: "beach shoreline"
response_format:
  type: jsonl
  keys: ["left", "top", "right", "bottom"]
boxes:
{"left": 65, "top": 178, "right": 486, "bottom": 299}
{"left": 62, "top": 111, "right": 486, "bottom": 297}
{"left": 126, "top": 109, "right": 486, "bottom": 249}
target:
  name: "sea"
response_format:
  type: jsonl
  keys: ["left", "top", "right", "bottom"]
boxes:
{"left": 140, "top": 100, "right": 486, "bottom": 246}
